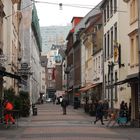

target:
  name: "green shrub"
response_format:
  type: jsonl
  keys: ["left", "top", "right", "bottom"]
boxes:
{"left": 3, "top": 88, "right": 31, "bottom": 117}
{"left": 19, "top": 90, "right": 30, "bottom": 117}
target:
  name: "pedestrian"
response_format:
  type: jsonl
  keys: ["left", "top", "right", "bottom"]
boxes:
{"left": 128, "top": 99, "right": 131, "bottom": 122}
{"left": 94, "top": 100, "right": 104, "bottom": 125}
{"left": 103, "top": 99, "right": 109, "bottom": 120}
{"left": 59, "top": 96, "right": 63, "bottom": 104}
{"left": 106, "top": 109, "right": 119, "bottom": 127}
{"left": 119, "top": 101, "right": 126, "bottom": 117}
{"left": 52, "top": 95, "right": 56, "bottom": 104}
{"left": 61, "top": 96, "right": 68, "bottom": 115}
{"left": 3, "top": 99, "right": 15, "bottom": 125}
{"left": 124, "top": 102, "right": 129, "bottom": 121}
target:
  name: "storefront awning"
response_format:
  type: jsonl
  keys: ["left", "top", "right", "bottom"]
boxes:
{"left": 68, "top": 88, "right": 73, "bottom": 92}
{"left": 0, "top": 70, "right": 20, "bottom": 80}
{"left": 79, "top": 84, "right": 96, "bottom": 92}
{"left": 106, "top": 74, "right": 139, "bottom": 88}
{"left": 0, "top": 70, "right": 27, "bottom": 86}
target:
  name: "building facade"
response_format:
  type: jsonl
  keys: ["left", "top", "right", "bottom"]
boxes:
{"left": 66, "top": 17, "right": 83, "bottom": 104}
{"left": 40, "top": 26, "right": 71, "bottom": 54}
{"left": 0, "top": 0, "right": 22, "bottom": 99}
{"left": 123, "top": 0, "right": 139, "bottom": 126}
{"left": 101, "top": 0, "right": 131, "bottom": 109}
{"left": 19, "top": 1, "right": 42, "bottom": 104}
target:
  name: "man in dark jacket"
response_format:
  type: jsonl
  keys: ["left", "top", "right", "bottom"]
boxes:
{"left": 94, "top": 100, "right": 104, "bottom": 125}
{"left": 61, "top": 96, "right": 68, "bottom": 115}
{"left": 103, "top": 99, "right": 109, "bottom": 120}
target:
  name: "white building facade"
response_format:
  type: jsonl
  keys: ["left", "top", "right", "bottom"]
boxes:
{"left": 101, "top": 0, "right": 131, "bottom": 108}
{"left": 19, "top": 0, "right": 42, "bottom": 104}
{"left": 3, "top": 0, "right": 21, "bottom": 94}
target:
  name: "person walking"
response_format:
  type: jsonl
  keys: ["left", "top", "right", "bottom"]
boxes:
{"left": 52, "top": 95, "right": 56, "bottom": 104}
{"left": 94, "top": 100, "right": 104, "bottom": 125}
{"left": 61, "top": 96, "right": 68, "bottom": 115}
{"left": 128, "top": 99, "right": 131, "bottom": 122}
{"left": 103, "top": 99, "right": 109, "bottom": 120}
{"left": 3, "top": 99, "right": 15, "bottom": 125}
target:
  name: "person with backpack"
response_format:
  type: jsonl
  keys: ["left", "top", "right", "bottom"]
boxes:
{"left": 61, "top": 96, "right": 68, "bottom": 115}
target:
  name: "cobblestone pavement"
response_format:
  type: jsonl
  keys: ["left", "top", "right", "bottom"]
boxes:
{"left": 0, "top": 103, "right": 140, "bottom": 140}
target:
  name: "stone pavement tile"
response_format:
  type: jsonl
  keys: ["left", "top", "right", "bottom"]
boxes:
{"left": 0, "top": 103, "right": 140, "bottom": 140}
{"left": 22, "top": 126, "right": 117, "bottom": 135}
{"left": 20, "top": 138, "right": 129, "bottom": 140}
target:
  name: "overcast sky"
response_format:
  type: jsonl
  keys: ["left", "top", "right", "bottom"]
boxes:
{"left": 35, "top": 0, "right": 102, "bottom": 27}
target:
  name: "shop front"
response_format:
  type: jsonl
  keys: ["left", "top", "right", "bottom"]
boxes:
{"left": 114, "top": 74, "right": 139, "bottom": 127}
{"left": 79, "top": 83, "right": 102, "bottom": 116}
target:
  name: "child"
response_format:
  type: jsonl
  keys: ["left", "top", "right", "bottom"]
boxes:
{"left": 106, "top": 109, "right": 118, "bottom": 127}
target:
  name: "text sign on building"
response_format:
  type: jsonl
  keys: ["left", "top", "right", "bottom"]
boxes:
{"left": 114, "top": 42, "right": 119, "bottom": 64}
{"left": 21, "top": 63, "right": 28, "bottom": 69}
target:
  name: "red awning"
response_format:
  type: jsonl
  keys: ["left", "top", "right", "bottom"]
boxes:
{"left": 75, "top": 93, "right": 80, "bottom": 96}
{"left": 79, "top": 84, "right": 96, "bottom": 92}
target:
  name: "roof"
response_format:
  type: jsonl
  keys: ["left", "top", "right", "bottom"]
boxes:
{"left": 71, "top": 17, "right": 83, "bottom": 23}
{"left": 100, "top": 0, "right": 109, "bottom": 9}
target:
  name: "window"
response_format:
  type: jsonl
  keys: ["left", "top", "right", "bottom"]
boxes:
{"left": 94, "top": 59, "right": 95, "bottom": 72}
{"left": 98, "top": 56, "right": 100, "bottom": 74}
{"left": 107, "top": 31, "right": 110, "bottom": 58}
{"left": 42, "top": 78, "right": 45, "bottom": 81}
{"left": 107, "top": 4, "right": 110, "bottom": 20}
{"left": 114, "top": 23, "right": 117, "bottom": 42}
{"left": 130, "top": 33, "right": 138, "bottom": 65}
{"left": 130, "top": 38, "right": 134, "bottom": 64}
{"left": 42, "top": 85, "right": 45, "bottom": 89}
{"left": 104, "top": 75, "right": 107, "bottom": 98}
{"left": 104, "top": 34, "right": 107, "bottom": 60}
{"left": 104, "top": 9, "right": 106, "bottom": 24}
{"left": 114, "top": 0, "right": 117, "bottom": 13}
{"left": 48, "top": 74, "right": 52, "bottom": 80}
{"left": 111, "top": 27, "right": 113, "bottom": 56}
{"left": 108, "top": 72, "right": 110, "bottom": 100}
{"left": 114, "top": 71, "right": 118, "bottom": 101}
{"left": 130, "top": 0, "right": 138, "bottom": 23}
{"left": 136, "top": 35, "right": 139, "bottom": 64}
{"left": 96, "top": 58, "right": 97, "bottom": 72}
{"left": 110, "top": 0, "right": 113, "bottom": 17}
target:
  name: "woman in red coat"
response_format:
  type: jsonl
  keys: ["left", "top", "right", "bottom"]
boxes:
{"left": 3, "top": 99, "right": 15, "bottom": 124}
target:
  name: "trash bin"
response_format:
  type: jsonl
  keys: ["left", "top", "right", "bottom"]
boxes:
{"left": 33, "top": 107, "right": 37, "bottom": 116}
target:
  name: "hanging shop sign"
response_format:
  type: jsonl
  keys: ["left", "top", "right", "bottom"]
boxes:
{"left": 114, "top": 45, "right": 119, "bottom": 63}
{"left": 21, "top": 62, "right": 28, "bottom": 69}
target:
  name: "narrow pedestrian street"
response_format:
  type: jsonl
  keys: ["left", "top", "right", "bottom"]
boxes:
{"left": 0, "top": 103, "right": 140, "bottom": 140}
